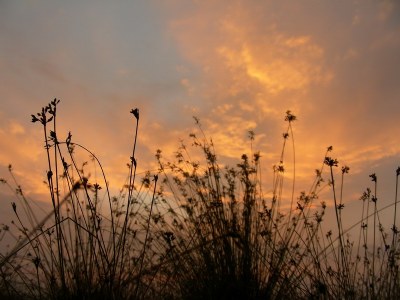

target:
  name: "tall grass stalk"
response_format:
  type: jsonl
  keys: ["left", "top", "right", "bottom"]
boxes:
{"left": 1, "top": 101, "right": 400, "bottom": 299}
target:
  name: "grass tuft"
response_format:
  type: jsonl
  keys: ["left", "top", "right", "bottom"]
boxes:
{"left": 1, "top": 100, "right": 400, "bottom": 299}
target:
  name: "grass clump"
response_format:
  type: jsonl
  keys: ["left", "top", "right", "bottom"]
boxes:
{"left": 1, "top": 100, "right": 400, "bottom": 299}
{"left": 0, "top": 100, "right": 158, "bottom": 299}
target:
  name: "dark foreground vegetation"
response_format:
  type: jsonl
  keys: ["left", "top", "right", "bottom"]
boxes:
{"left": 1, "top": 99, "right": 400, "bottom": 299}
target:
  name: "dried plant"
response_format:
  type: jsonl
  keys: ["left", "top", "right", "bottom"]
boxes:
{"left": 1, "top": 100, "right": 400, "bottom": 299}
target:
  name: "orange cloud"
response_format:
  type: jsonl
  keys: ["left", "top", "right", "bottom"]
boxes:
{"left": 159, "top": 0, "right": 400, "bottom": 214}
{"left": 0, "top": 117, "right": 47, "bottom": 197}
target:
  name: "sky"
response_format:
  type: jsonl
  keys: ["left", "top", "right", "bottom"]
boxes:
{"left": 1, "top": 0, "right": 400, "bottom": 234}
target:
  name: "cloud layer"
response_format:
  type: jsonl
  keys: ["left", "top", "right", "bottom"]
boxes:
{"left": 0, "top": 1, "right": 399, "bottom": 218}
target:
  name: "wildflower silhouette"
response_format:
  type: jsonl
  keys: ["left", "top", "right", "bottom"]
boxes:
{"left": 3, "top": 102, "right": 400, "bottom": 299}
{"left": 370, "top": 173, "right": 377, "bottom": 182}
{"left": 285, "top": 110, "right": 297, "bottom": 122}
{"left": 324, "top": 156, "right": 338, "bottom": 167}
{"left": 130, "top": 108, "right": 139, "bottom": 120}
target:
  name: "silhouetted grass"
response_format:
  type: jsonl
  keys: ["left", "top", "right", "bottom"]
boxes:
{"left": 1, "top": 100, "right": 400, "bottom": 299}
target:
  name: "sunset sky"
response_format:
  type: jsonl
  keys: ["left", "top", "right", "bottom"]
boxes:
{"left": 1, "top": 1, "right": 400, "bottom": 231}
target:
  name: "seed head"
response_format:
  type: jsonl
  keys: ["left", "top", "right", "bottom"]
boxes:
{"left": 324, "top": 157, "right": 338, "bottom": 167}
{"left": 369, "top": 173, "right": 377, "bottom": 182}
{"left": 248, "top": 130, "right": 255, "bottom": 141}
{"left": 341, "top": 166, "right": 350, "bottom": 174}
{"left": 285, "top": 110, "right": 296, "bottom": 123}
{"left": 130, "top": 108, "right": 139, "bottom": 120}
